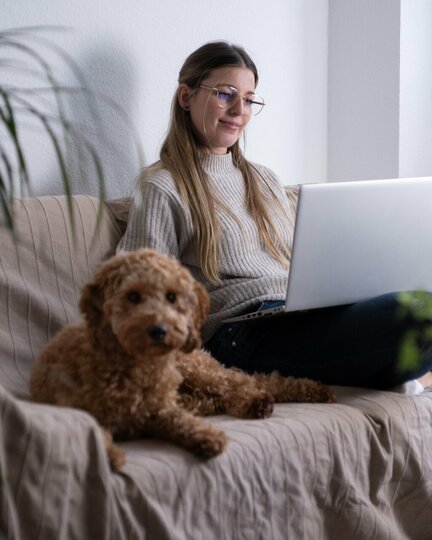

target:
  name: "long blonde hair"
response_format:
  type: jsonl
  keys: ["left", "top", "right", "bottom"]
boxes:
{"left": 152, "top": 41, "right": 290, "bottom": 283}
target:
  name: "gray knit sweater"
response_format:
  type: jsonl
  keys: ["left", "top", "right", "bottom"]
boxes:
{"left": 117, "top": 152, "right": 295, "bottom": 342}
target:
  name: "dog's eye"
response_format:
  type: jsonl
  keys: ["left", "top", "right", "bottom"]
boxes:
{"left": 166, "top": 291, "right": 176, "bottom": 304}
{"left": 127, "top": 291, "right": 141, "bottom": 304}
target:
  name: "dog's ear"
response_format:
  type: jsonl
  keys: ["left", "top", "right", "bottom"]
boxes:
{"left": 79, "top": 281, "right": 104, "bottom": 329}
{"left": 182, "top": 281, "right": 210, "bottom": 353}
{"left": 193, "top": 281, "right": 210, "bottom": 329}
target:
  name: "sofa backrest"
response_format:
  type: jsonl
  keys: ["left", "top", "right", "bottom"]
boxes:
{"left": 0, "top": 189, "right": 298, "bottom": 401}
{"left": 0, "top": 196, "right": 124, "bottom": 399}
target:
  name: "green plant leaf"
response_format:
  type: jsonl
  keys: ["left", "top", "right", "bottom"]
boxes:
{"left": 0, "top": 89, "right": 30, "bottom": 191}
{"left": 397, "top": 291, "right": 432, "bottom": 373}
{"left": 0, "top": 25, "right": 143, "bottom": 244}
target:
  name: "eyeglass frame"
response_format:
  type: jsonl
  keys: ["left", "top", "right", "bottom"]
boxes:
{"left": 198, "top": 84, "right": 266, "bottom": 116}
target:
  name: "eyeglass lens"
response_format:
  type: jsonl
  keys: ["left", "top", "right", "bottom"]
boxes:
{"left": 216, "top": 86, "right": 264, "bottom": 115}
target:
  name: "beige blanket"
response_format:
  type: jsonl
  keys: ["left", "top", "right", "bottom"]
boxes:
{"left": 2, "top": 383, "right": 432, "bottom": 539}
{"left": 2, "top": 196, "right": 432, "bottom": 539}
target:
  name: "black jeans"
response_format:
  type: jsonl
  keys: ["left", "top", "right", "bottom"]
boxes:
{"left": 205, "top": 292, "right": 432, "bottom": 389}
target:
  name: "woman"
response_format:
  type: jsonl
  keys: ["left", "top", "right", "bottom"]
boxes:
{"left": 118, "top": 41, "right": 432, "bottom": 391}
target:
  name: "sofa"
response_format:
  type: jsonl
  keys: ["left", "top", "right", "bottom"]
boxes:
{"left": 1, "top": 194, "right": 432, "bottom": 540}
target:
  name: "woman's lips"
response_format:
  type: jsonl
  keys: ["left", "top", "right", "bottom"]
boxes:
{"left": 220, "top": 120, "right": 242, "bottom": 131}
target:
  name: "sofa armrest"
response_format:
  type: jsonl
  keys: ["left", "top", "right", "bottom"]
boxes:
{"left": 0, "top": 195, "right": 124, "bottom": 400}
{"left": 0, "top": 385, "right": 114, "bottom": 540}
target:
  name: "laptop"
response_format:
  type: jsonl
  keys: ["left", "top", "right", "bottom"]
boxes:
{"left": 223, "top": 176, "right": 432, "bottom": 323}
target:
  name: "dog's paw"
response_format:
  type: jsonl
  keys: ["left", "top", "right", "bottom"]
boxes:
{"left": 321, "top": 384, "right": 337, "bottom": 403}
{"left": 107, "top": 444, "right": 126, "bottom": 471}
{"left": 191, "top": 428, "right": 228, "bottom": 458}
{"left": 243, "top": 392, "right": 275, "bottom": 419}
{"left": 304, "top": 380, "right": 336, "bottom": 403}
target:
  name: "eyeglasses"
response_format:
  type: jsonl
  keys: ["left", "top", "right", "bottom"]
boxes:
{"left": 198, "top": 84, "right": 266, "bottom": 116}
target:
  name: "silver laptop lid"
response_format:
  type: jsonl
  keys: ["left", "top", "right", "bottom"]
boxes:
{"left": 285, "top": 177, "right": 432, "bottom": 312}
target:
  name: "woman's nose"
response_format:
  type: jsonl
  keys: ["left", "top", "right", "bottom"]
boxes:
{"left": 228, "top": 96, "right": 245, "bottom": 116}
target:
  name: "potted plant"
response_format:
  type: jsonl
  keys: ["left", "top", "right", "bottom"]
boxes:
{"left": 0, "top": 25, "right": 141, "bottom": 234}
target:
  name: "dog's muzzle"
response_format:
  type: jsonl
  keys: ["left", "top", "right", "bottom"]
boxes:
{"left": 115, "top": 314, "right": 189, "bottom": 356}
{"left": 147, "top": 325, "right": 167, "bottom": 343}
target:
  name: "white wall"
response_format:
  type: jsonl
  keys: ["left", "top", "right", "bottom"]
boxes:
{"left": 1, "top": 0, "right": 329, "bottom": 198}
{"left": 327, "top": 0, "right": 432, "bottom": 182}
{"left": 399, "top": 0, "right": 432, "bottom": 177}
{"left": 327, "top": 0, "right": 401, "bottom": 182}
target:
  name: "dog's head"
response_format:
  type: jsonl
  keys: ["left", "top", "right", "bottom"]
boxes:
{"left": 79, "top": 248, "right": 210, "bottom": 356}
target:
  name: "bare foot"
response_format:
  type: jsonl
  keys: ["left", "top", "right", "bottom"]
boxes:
{"left": 417, "top": 371, "right": 432, "bottom": 389}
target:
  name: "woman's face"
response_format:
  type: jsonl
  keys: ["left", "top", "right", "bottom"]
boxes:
{"left": 179, "top": 67, "right": 256, "bottom": 155}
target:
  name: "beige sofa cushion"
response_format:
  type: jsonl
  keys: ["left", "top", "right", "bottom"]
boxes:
{"left": 0, "top": 196, "right": 123, "bottom": 399}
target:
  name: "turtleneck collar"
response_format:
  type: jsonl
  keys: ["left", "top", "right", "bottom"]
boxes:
{"left": 198, "top": 151, "right": 236, "bottom": 175}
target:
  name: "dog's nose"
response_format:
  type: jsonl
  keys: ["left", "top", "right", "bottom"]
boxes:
{"left": 148, "top": 325, "right": 167, "bottom": 342}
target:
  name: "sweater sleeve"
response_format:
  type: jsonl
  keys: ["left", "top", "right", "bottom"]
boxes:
{"left": 116, "top": 177, "right": 184, "bottom": 258}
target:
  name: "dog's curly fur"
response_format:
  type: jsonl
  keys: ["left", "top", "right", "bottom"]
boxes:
{"left": 30, "top": 248, "right": 335, "bottom": 470}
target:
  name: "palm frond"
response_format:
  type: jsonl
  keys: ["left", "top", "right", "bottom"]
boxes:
{"left": 0, "top": 26, "right": 108, "bottom": 236}
{"left": 0, "top": 151, "right": 15, "bottom": 234}
{"left": 0, "top": 89, "right": 31, "bottom": 189}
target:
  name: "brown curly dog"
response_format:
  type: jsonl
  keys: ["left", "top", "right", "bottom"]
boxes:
{"left": 30, "top": 248, "right": 335, "bottom": 470}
